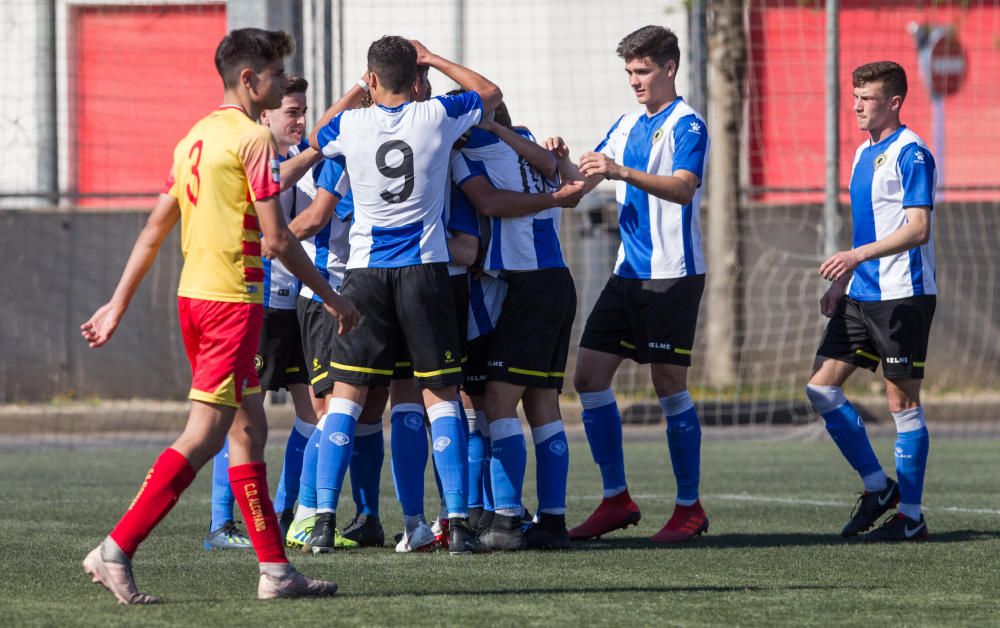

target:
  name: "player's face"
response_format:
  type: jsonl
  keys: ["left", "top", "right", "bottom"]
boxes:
{"left": 265, "top": 92, "right": 307, "bottom": 147}
{"left": 853, "top": 82, "right": 899, "bottom": 132}
{"left": 625, "top": 56, "right": 675, "bottom": 106}
{"left": 255, "top": 60, "right": 288, "bottom": 110}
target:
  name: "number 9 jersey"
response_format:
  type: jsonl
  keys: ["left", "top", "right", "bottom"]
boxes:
{"left": 315, "top": 92, "right": 483, "bottom": 270}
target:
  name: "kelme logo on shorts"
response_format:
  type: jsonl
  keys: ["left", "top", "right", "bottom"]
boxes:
{"left": 330, "top": 432, "right": 351, "bottom": 446}
{"left": 549, "top": 440, "right": 568, "bottom": 456}
{"left": 404, "top": 413, "right": 423, "bottom": 431}
{"left": 433, "top": 436, "right": 451, "bottom": 452}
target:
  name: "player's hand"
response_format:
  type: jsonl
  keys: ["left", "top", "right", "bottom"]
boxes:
{"left": 261, "top": 237, "right": 275, "bottom": 260}
{"left": 80, "top": 302, "right": 124, "bottom": 348}
{"left": 552, "top": 180, "right": 586, "bottom": 208}
{"left": 819, "top": 249, "right": 863, "bottom": 282}
{"left": 409, "top": 40, "right": 437, "bottom": 66}
{"left": 579, "top": 152, "right": 623, "bottom": 180}
{"left": 476, "top": 118, "right": 499, "bottom": 132}
{"left": 820, "top": 282, "right": 847, "bottom": 318}
{"left": 544, "top": 136, "right": 570, "bottom": 160}
{"left": 324, "top": 294, "right": 360, "bottom": 336}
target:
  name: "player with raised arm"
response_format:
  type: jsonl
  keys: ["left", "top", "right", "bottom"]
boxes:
{"left": 807, "top": 61, "right": 936, "bottom": 542}
{"left": 452, "top": 102, "right": 582, "bottom": 550}
{"left": 79, "top": 29, "right": 358, "bottom": 604}
{"left": 202, "top": 75, "right": 321, "bottom": 551}
{"left": 563, "top": 26, "right": 712, "bottom": 543}
{"left": 308, "top": 36, "right": 501, "bottom": 555}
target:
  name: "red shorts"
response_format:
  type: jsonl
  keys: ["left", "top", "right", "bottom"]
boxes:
{"left": 178, "top": 297, "right": 263, "bottom": 408}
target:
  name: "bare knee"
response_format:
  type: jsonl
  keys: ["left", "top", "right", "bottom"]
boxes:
{"left": 650, "top": 364, "right": 688, "bottom": 398}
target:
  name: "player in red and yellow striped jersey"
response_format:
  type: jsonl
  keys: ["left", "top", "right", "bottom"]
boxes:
{"left": 80, "top": 28, "right": 358, "bottom": 605}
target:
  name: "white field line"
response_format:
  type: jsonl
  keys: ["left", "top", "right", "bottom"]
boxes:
{"left": 567, "top": 492, "right": 1000, "bottom": 517}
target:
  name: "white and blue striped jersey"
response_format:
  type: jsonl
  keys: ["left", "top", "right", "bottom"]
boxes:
{"left": 264, "top": 145, "right": 311, "bottom": 310}
{"left": 300, "top": 157, "right": 352, "bottom": 302}
{"left": 467, "top": 272, "right": 507, "bottom": 341}
{"left": 316, "top": 92, "right": 483, "bottom": 269}
{"left": 847, "top": 126, "right": 937, "bottom": 302}
{"left": 445, "top": 174, "right": 480, "bottom": 277}
{"left": 597, "top": 97, "right": 710, "bottom": 279}
{"left": 452, "top": 127, "right": 564, "bottom": 272}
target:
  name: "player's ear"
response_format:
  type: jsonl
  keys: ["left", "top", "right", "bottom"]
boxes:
{"left": 368, "top": 70, "right": 380, "bottom": 94}
{"left": 239, "top": 67, "right": 256, "bottom": 91}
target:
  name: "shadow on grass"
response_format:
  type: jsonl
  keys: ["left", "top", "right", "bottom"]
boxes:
{"left": 349, "top": 584, "right": 846, "bottom": 598}
{"left": 569, "top": 528, "right": 1000, "bottom": 550}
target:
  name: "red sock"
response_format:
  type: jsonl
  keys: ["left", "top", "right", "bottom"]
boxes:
{"left": 229, "top": 462, "right": 288, "bottom": 564}
{"left": 110, "top": 448, "right": 196, "bottom": 558}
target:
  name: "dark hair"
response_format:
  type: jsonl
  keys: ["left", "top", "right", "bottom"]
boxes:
{"left": 368, "top": 36, "right": 418, "bottom": 94}
{"left": 447, "top": 88, "right": 511, "bottom": 129}
{"left": 852, "top": 61, "right": 908, "bottom": 101}
{"left": 616, "top": 25, "right": 680, "bottom": 68}
{"left": 285, "top": 75, "right": 308, "bottom": 96}
{"left": 215, "top": 28, "right": 294, "bottom": 89}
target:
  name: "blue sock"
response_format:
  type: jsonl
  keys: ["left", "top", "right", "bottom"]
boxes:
{"left": 532, "top": 420, "right": 569, "bottom": 514}
{"left": 893, "top": 407, "right": 930, "bottom": 519}
{"left": 297, "top": 419, "right": 323, "bottom": 510}
{"left": 316, "top": 398, "right": 363, "bottom": 513}
{"left": 579, "top": 388, "right": 627, "bottom": 497}
{"left": 489, "top": 418, "right": 527, "bottom": 514}
{"left": 467, "top": 412, "right": 486, "bottom": 510}
{"left": 482, "top": 435, "right": 494, "bottom": 512}
{"left": 428, "top": 401, "right": 469, "bottom": 517}
{"left": 273, "top": 418, "right": 315, "bottom": 514}
{"left": 350, "top": 421, "right": 384, "bottom": 517}
{"left": 661, "top": 392, "right": 702, "bottom": 505}
{"left": 390, "top": 403, "right": 427, "bottom": 517}
{"left": 807, "top": 385, "right": 883, "bottom": 478}
{"left": 210, "top": 437, "right": 234, "bottom": 529}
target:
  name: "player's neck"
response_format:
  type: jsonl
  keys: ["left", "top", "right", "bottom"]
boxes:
{"left": 222, "top": 90, "right": 263, "bottom": 121}
{"left": 275, "top": 141, "right": 291, "bottom": 156}
{"left": 374, "top": 91, "right": 410, "bottom": 109}
{"left": 645, "top": 88, "right": 679, "bottom": 116}
{"left": 868, "top": 119, "right": 902, "bottom": 144}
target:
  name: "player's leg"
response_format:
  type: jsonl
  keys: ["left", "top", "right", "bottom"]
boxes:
{"left": 342, "top": 385, "right": 388, "bottom": 547}
{"left": 271, "top": 384, "right": 317, "bottom": 534}
{"left": 808, "top": 296, "right": 895, "bottom": 537}
{"left": 203, "top": 436, "right": 251, "bottom": 550}
{"left": 863, "top": 296, "right": 934, "bottom": 542}
{"left": 462, "top": 387, "right": 489, "bottom": 531}
{"left": 480, "top": 380, "right": 529, "bottom": 551}
{"left": 389, "top": 376, "right": 435, "bottom": 552}
{"left": 286, "top": 385, "right": 326, "bottom": 549}
{"left": 523, "top": 388, "right": 571, "bottom": 550}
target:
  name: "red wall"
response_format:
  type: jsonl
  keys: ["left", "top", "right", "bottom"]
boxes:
{"left": 73, "top": 4, "right": 226, "bottom": 206}
{"left": 748, "top": 0, "right": 1000, "bottom": 202}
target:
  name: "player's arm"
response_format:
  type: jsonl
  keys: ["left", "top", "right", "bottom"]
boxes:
{"left": 579, "top": 152, "right": 699, "bottom": 205}
{"left": 410, "top": 40, "right": 502, "bottom": 113}
{"left": 279, "top": 148, "right": 323, "bottom": 192}
{"left": 256, "top": 195, "right": 359, "bottom": 334}
{"left": 459, "top": 175, "right": 584, "bottom": 218}
{"left": 80, "top": 193, "right": 180, "bottom": 348}
{"left": 478, "top": 121, "right": 557, "bottom": 181}
{"left": 448, "top": 232, "right": 479, "bottom": 266}
{"left": 819, "top": 207, "right": 931, "bottom": 282}
{"left": 543, "top": 136, "right": 590, "bottom": 185}
{"left": 308, "top": 75, "right": 369, "bottom": 152}
{"left": 288, "top": 187, "right": 341, "bottom": 240}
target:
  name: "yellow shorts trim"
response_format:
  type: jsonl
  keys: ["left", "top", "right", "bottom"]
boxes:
{"left": 619, "top": 340, "right": 636, "bottom": 350}
{"left": 188, "top": 388, "right": 240, "bottom": 409}
{"left": 285, "top": 366, "right": 301, "bottom": 374}
{"left": 412, "top": 366, "right": 463, "bottom": 378}
{"left": 508, "top": 366, "right": 548, "bottom": 378}
{"left": 855, "top": 349, "right": 880, "bottom": 362}
{"left": 674, "top": 348, "right": 692, "bottom": 356}
{"left": 913, "top": 361, "right": 926, "bottom": 368}
{"left": 394, "top": 361, "right": 412, "bottom": 368}
{"left": 329, "top": 361, "right": 395, "bottom": 376}
{"left": 243, "top": 386, "right": 262, "bottom": 396}
{"left": 311, "top": 371, "right": 329, "bottom": 385}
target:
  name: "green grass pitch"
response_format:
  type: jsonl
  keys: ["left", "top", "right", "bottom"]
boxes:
{"left": 2, "top": 438, "right": 998, "bottom": 626}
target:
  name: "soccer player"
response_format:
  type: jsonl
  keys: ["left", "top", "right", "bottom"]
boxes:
{"left": 79, "top": 28, "right": 358, "bottom": 603}
{"left": 203, "top": 75, "right": 320, "bottom": 551}
{"left": 452, "top": 104, "right": 583, "bottom": 550}
{"left": 564, "top": 25, "right": 711, "bottom": 543}
{"left": 308, "top": 36, "right": 501, "bottom": 555}
{"left": 807, "top": 61, "right": 936, "bottom": 542}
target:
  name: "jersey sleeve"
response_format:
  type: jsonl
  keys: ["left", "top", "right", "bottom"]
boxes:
{"left": 238, "top": 128, "right": 281, "bottom": 202}
{"left": 316, "top": 111, "right": 346, "bottom": 159}
{"left": 897, "top": 143, "right": 936, "bottom": 210}
{"left": 434, "top": 92, "right": 484, "bottom": 144}
{"left": 162, "top": 168, "right": 178, "bottom": 197}
{"left": 448, "top": 184, "right": 480, "bottom": 237}
{"left": 670, "top": 114, "right": 709, "bottom": 181}
{"left": 317, "top": 157, "right": 350, "bottom": 199}
{"left": 451, "top": 150, "right": 488, "bottom": 186}
{"left": 595, "top": 114, "right": 625, "bottom": 159}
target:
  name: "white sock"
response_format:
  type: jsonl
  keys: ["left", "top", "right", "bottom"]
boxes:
{"left": 293, "top": 505, "right": 317, "bottom": 523}
{"left": 862, "top": 469, "right": 889, "bottom": 492}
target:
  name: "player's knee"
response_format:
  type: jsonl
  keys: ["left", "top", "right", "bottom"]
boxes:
{"left": 805, "top": 383, "right": 846, "bottom": 415}
{"left": 573, "top": 369, "right": 606, "bottom": 394}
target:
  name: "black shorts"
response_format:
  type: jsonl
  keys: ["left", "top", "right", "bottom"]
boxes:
{"left": 463, "top": 334, "right": 491, "bottom": 396}
{"left": 390, "top": 272, "right": 469, "bottom": 381}
{"left": 579, "top": 274, "right": 705, "bottom": 366}
{"left": 816, "top": 295, "right": 936, "bottom": 380}
{"left": 487, "top": 268, "right": 576, "bottom": 390}
{"left": 296, "top": 296, "right": 334, "bottom": 396}
{"left": 327, "top": 264, "right": 463, "bottom": 389}
{"left": 255, "top": 308, "right": 308, "bottom": 391}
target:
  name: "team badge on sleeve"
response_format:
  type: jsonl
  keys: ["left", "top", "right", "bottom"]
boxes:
{"left": 270, "top": 159, "right": 281, "bottom": 184}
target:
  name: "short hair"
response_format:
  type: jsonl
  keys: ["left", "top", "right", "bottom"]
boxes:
{"left": 616, "top": 25, "right": 680, "bottom": 68}
{"left": 368, "top": 36, "right": 418, "bottom": 94}
{"left": 447, "top": 88, "right": 511, "bottom": 129}
{"left": 215, "top": 28, "right": 295, "bottom": 89}
{"left": 852, "top": 61, "right": 908, "bottom": 101}
{"left": 285, "top": 75, "right": 308, "bottom": 96}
